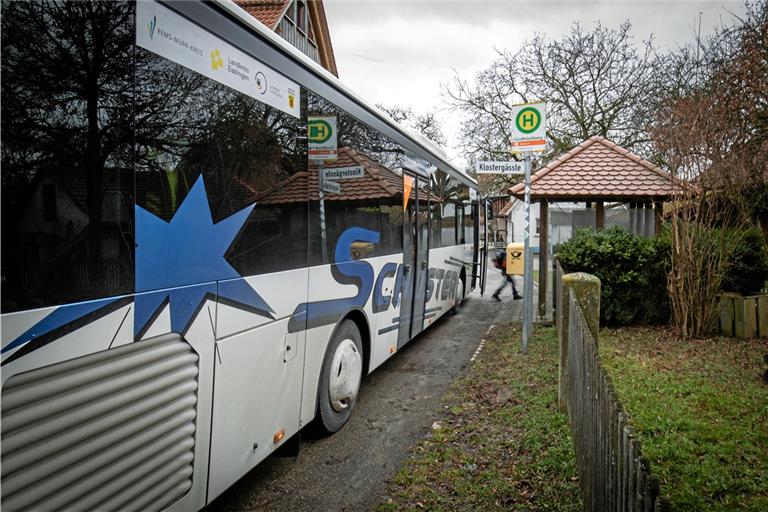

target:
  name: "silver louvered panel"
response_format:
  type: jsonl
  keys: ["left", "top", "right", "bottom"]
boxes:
{"left": 1, "top": 333, "right": 199, "bottom": 512}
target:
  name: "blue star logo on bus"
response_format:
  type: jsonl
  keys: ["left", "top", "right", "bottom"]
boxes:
{"left": 134, "top": 174, "right": 274, "bottom": 338}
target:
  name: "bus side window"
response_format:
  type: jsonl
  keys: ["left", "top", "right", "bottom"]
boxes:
{"left": 133, "top": 44, "right": 309, "bottom": 281}
{"left": 305, "top": 92, "right": 409, "bottom": 264}
{"left": 456, "top": 205, "right": 465, "bottom": 245}
{"left": 465, "top": 203, "right": 475, "bottom": 244}
{"left": 1, "top": 1, "right": 135, "bottom": 312}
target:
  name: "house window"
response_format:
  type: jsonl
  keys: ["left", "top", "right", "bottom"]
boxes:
{"left": 42, "top": 183, "right": 57, "bottom": 221}
{"left": 286, "top": 0, "right": 295, "bottom": 22}
{"left": 296, "top": 1, "right": 306, "bottom": 33}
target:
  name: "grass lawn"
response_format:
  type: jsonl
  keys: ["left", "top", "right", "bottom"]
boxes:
{"left": 378, "top": 325, "right": 581, "bottom": 511}
{"left": 599, "top": 327, "right": 768, "bottom": 511}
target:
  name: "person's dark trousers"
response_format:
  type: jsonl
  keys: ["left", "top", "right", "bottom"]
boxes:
{"left": 492, "top": 271, "right": 521, "bottom": 300}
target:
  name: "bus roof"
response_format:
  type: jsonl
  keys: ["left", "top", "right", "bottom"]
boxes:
{"left": 213, "top": 0, "right": 477, "bottom": 189}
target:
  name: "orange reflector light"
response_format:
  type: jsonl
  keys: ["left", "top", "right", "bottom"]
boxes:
{"left": 273, "top": 429, "right": 285, "bottom": 444}
{"left": 389, "top": 346, "right": 396, "bottom": 354}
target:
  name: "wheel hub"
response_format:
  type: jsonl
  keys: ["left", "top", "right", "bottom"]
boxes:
{"left": 328, "top": 339, "right": 362, "bottom": 412}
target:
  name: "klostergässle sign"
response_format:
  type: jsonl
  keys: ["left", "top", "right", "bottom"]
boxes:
{"left": 476, "top": 161, "right": 525, "bottom": 175}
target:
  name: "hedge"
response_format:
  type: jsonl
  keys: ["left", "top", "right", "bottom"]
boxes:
{"left": 557, "top": 227, "right": 670, "bottom": 326}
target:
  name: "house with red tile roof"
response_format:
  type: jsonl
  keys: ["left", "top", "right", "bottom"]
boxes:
{"left": 254, "top": 147, "right": 401, "bottom": 205}
{"left": 235, "top": 0, "right": 338, "bottom": 77}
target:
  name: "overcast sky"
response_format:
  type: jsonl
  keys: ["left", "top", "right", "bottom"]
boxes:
{"left": 323, "top": 0, "right": 747, "bottom": 166}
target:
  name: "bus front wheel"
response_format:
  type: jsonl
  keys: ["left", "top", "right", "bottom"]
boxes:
{"left": 316, "top": 319, "right": 363, "bottom": 434}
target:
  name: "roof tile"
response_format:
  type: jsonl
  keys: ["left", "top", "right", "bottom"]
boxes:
{"left": 255, "top": 146, "right": 407, "bottom": 204}
{"left": 509, "top": 136, "right": 674, "bottom": 200}
{"left": 234, "top": 0, "right": 289, "bottom": 29}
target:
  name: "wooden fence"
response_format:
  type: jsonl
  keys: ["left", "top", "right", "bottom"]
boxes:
{"left": 558, "top": 266, "right": 671, "bottom": 511}
{"left": 718, "top": 293, "right": 768, "bottom": 338}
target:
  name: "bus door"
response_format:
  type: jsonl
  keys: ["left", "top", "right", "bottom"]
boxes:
{"left": 398, "top": 173, "right": 430, "bottom": 347}
{"left": 480, "top": 199, "right": 490, "bottom": 295}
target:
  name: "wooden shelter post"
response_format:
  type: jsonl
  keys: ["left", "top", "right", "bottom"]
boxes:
{"left": 654, "top": 200, "right": 663, "bottom": 235}
{"left": 538, "top": 199, "right": 549, "bottom": 320}
{"left": 596, "top": 201, "right": 605, "bottom": 230}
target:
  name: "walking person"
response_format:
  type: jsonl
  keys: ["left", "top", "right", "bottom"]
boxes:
{"left": 491, "top": 249, "right": 522, "bottom": 301}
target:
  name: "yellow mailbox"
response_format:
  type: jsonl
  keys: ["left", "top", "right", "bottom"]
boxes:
{"left": 506, "top": 243, "right": 525, "bottom": 275}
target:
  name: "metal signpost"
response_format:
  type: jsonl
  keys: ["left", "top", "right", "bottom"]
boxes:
{"left": 509, "top": 102, "right": 547, "bottom": 353}
{"left": 308, "top": 116, "right": 338, "bottom": 263}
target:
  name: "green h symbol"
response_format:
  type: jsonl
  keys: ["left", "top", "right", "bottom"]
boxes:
{"left": 308, "top": 119, "right": 332, "bottom": 143}
{"left": 516, "top": 107, "right": 541, "bottom": 134}
{"left": 521, "top": 112, "right": 535, "bottom": 129}
{"left": 310, "top": 125, "right": 325, "bottom": 139}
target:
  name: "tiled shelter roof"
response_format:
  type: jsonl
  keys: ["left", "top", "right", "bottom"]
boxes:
{"left": 509, "top": 136, "right": 674, "bottom": 201}
{"left": 254, "top": 147, "right": 403, "bottom": 204}
{"left": 235, "top": 0, "right": 290, "bottom": 29}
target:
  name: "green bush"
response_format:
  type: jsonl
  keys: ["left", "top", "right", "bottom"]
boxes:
{"left": 557, "top": 227, "right": 670, "bottom": 326}
{"left": 721, "top": 227, "right": 768, "bottom": 295}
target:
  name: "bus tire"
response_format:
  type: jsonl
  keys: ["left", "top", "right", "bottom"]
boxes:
{"left": 316, "top": 319, "right": 364, "bottom": 434}
{"left": 450, "top": 277, "right": 465, "bottom": 315}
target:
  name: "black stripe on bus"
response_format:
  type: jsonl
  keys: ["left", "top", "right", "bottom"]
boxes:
{"left": 377, "top": 324, "right": 399, "bottom": 335}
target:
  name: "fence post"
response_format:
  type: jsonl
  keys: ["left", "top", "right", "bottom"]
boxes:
{"left": 559, "top": 272, "right": 601, "bottom": 411}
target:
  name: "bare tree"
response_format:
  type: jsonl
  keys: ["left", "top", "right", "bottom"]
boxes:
{"left": 444, "top": 21, "right": 661, "bottom": 195}
{"left": 653, "top": 0, "right": 768, "bottom": 337}
{"left": 377, "top": 104, "right": 447, "bottom": 147}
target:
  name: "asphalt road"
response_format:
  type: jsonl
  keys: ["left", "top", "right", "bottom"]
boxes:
{"left": 205, "top": 268, "right": 522, "bottom": 512}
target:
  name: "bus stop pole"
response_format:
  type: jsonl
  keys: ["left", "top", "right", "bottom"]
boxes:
{"left": 318, "top": 162, "right": 328, "bottom": 263}
{"left": 521, "top": 153, "right": 533, "bottom": 353}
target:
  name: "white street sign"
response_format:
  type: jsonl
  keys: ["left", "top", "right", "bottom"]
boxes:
{"left": 475, "top": 161, "right": 525, "bottom": 174}
{"left": 510, "top": 102, "right": 547, "bottom": 153}
{"left": 322, "top": 179, "right": 341, "bottom": 194}
{"left": 322, "top": 166, "right": 364, "bottom": 180}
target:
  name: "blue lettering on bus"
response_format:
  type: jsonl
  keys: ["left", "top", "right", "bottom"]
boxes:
{"left": 425, "top": 268, "right": 435, "bottom": 302}
{"left": 373, "top": 262, "right": 398, "bottom": 313}
{"left": 288, "top": 227, "right": 380, "bottom": 332}
{"left": 391, "top": 264, "right": 405, "bottom": 308}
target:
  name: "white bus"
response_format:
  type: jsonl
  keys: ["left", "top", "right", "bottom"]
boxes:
{"left": 0, "top": 1, "right": 488, "bottom": 510}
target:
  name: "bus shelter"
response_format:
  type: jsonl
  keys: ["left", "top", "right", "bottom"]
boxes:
{"left": 508, "top": 136, "right": 675, "bottom": 319}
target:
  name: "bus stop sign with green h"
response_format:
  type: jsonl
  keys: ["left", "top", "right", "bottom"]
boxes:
{"left": 516, "top": 107, "right": 542, "bottom": 134}
{"left": 308, "top": 118, "right": 333, "bottom": 143}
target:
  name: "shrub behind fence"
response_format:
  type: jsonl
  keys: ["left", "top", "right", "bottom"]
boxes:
{"left": 559, "top": 267, "right": 670, "bottom": 511}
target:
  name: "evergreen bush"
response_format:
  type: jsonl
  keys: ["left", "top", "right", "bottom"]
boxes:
{"left": 557, "top": 227, "right": 670, "bottom": 326}
{"left": 721, "top": 227, "right": 768, "bottom": 295}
